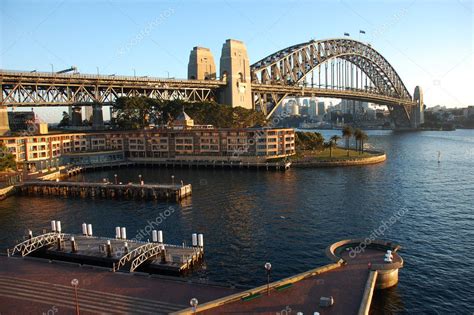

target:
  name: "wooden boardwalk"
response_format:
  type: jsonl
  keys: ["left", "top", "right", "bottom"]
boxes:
{"left": 18, "top": 180, "right": 192, "bottom": 201}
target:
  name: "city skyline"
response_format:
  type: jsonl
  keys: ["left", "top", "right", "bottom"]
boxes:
{"left": 1, "top": 0, "right": 472, "bottom": 123}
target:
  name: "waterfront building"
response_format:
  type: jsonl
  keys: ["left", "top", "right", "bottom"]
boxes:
{"left": 0, "top": 112, "right": 295, "bottom": 170}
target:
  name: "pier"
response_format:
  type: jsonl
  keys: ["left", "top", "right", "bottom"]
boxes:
{"left": 18, "top": 180, "right": 192, "bottom": 201}
{"left": 129, "top": 159, "right": 291, "bottom": 171}
{"left": 175, "top": 239, "right": 403, "bottom": 315}
{"left": 8, "top": 221, "right": 204, "bottom": 275}
{"left": 2, "top": 237, "right": 403, "bottom": 314}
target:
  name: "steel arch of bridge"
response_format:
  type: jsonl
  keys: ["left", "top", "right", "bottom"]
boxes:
{"left": 250, "top": 38, "right": 415, "bottom": 123}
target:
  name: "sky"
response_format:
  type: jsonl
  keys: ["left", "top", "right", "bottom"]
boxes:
{"left": 1, "top": 0, "right": 473, "bottom": 122}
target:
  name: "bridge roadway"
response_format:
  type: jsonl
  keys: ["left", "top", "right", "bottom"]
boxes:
{"left": 1, "top": 70, "right": 413, "bottom": 108}
{"left": 0, "top": 70, "right": 225, "bottom": 106}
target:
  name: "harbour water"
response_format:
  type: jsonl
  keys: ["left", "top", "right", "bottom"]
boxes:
{"left": 1, "top": 129, "right": 473, "bottom": 313}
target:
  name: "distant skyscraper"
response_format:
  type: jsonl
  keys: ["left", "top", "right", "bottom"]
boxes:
{"left": 318, "top": 102, "right": 325, "bottom": 116}
{"left": 309, "top": 98, "right": 318, "bottom": 118}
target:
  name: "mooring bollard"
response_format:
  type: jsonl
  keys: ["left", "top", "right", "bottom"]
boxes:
{"left": 124, "top": 242, "right": 129, "bottom": 254}
{"left": 192, "top": 233, "right": 198, "bottom": 248}
{"left": 57, "top": 235, "right": 62, "bottom": 250}
{"left": 71, "top": 236, "right": 77, "bottom": 253}
{"left": 158, "top": 230, "right": 163, "bottom": 244}
{"left": 106, "top": 240, "right": 112, "bottom": 257}
{"left": 198, "top": 234, "right": 204, "bottom": 249}
{"left": 56, "top": 221, "right": 62, "bottom": 234}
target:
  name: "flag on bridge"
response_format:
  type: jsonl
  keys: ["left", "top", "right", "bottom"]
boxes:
{"left": 360, "top": 30, "right": 366, "bottom": 34}
{"left": 344, "top": 33, "right": 350, "bottom": 36}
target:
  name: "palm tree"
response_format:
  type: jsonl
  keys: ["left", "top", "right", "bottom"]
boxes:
{"left": 359, "top": 131, "right": 369, "bottom": 154}
{"left": 330, "top": 135, "right": 341, "bottom": 146}
{"left": 323, "top": 141, "right": 333, "bottom": 158}
{"left": 341, "top": 125, "right": 353, "bottom": 156}
{"left": 354, "top": 128, "right": 363, "bottom": 153}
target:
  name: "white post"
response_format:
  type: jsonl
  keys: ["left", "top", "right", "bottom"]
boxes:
{"left": 82, "top": 223, "right": 87, "bottom": 236}
{"left": 152, "top": 230, "right": 158, "bottom": 242}
{"left": 158, "top": 230, "right": 163, "bottom": 244}
{"left": 51, "top": 220, "right": 57, "bottom": 232}
{"left": 198, "top": 234, "right": 204, "bottom": 248}
{"left": 120, "top": 227, "right": 126, "bottom": 240}
{"left": 192, "top": 233, "right": 198, "bottom": 247}
{"left": 87, "top": 224, "right": 93, "bottom": 236}
{"left": 56, "top": 221, "right": 62, "bottom": 233}
{"left": 115, "top": 227, "right": 121, "bottom": 239}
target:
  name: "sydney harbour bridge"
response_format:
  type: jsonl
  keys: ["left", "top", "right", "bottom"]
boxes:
{"left": 0, "top": 38, "right": 424, "bottom": 132}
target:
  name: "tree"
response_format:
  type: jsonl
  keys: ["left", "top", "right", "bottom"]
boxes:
{"left": 323, "top": 141, "right": 336, "bottom": 158}
{"left": 342, "top": 125, "right": 353, "bottom": 156}
{"left": 111, "top": 97, "right": 266, "bottom": 129}
{"left": 295, "top": 132, "right": 324, "bottom": 151}
{"left": 330, "top": 135, "right": 341, "bottom": 147}
{"left": 359, "top": 131, "right": 369, "bottom": 154}
{"left": 0, "top": 145, "right": 16, "bottom": 171}
{"left": 354, "top": 128, "right": 363, "bottom": 152}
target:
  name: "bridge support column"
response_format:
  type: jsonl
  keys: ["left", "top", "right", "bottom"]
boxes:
{"left": 92, "top": 103, "right": 104, "bottom": 129}
{"left": 0, "top": 105, "right": 9, "bottom": 135}
{"left": 411, "top": 86, "right": 424, "bottom": 128}
{"left": 71, "top": 106, "right": 83, "bottom": 126}
{"left": 218, "top": 39, "right": 252, "bottom": 109}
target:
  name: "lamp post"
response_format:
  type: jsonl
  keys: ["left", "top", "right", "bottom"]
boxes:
{"left": 264, "top": 262, "right": 272, "bottom": 295}
{"left": 114, "top": 174, "right": 118, "bottom": 184}
{"left": 138, "top": 174, "right": 142, "bottom": 184}
{"left": 71, "top": 278, "right": 80, "bottom": 315}
{"left": 190, "top": 297, "right": 198, "bottom": 314}
{"left": 50, "top": 63, "right": 54, "bottom": 74}
{"left": 171, "top": 175, "right": 175, "bottom": 186}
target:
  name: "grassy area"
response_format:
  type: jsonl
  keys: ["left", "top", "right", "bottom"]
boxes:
{"left": 293, "top": 147, "right": 376, "bottom": 161}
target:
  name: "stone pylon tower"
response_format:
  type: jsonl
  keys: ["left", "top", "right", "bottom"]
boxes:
{"left": 411, "top": 86, "right": 424, "bottom": 128}
{"left": 187, "top": 47, "right": 216, "bottom": 80}
{"left": 0, "top": 106, "right": 9, "bottom": 135}
{"left": 218, "top": 39, "right": 252, "bottom": 109}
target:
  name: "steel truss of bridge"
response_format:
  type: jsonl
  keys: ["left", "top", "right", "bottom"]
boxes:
{"left": 0, "top": 70, "right": 225, "bottom": 106}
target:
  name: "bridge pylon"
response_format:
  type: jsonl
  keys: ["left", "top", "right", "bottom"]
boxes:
{"left": 0, "top": 106, "right": 9, "bottom": 135}
{"left": 411, "top": 86, "right": 424, "bottom": 128}
{"left": 218, "top": 39, "right": 252, "bottom": 109}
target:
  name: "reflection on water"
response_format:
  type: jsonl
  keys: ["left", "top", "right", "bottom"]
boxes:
{"left": 1, "top": 130, "right": 473, "bottom": 313}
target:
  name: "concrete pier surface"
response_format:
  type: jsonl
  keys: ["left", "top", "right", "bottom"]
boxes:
{"left": 175, "top": 239, "right": 403, "bottom": 315}
{"left": 1, "top": 239, "right": 402, "bottom": 314}
{"left": 0, "top": 255, "right": 240, "bottom": 315}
